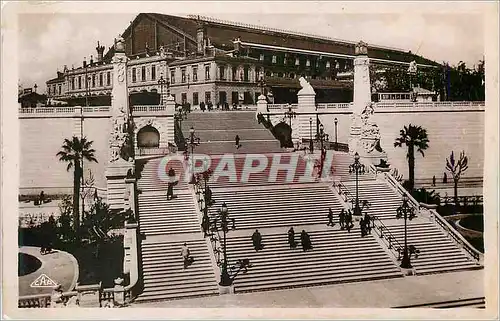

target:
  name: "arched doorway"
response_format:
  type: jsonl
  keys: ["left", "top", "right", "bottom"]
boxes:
{"left": 137, "top": 125, "right": 160, "bottom": 148}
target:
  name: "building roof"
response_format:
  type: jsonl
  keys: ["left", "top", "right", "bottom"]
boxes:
{"left": 103, "top": 13, "right": 439, "bottom": 67}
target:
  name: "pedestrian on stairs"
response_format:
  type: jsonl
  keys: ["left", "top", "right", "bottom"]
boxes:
{"left": 346, "top": 210, "right": 353, "bottom": 233}
{"left": 287, "top": 227, "right": 297, "bottom": 249}
{"left": 235, "top": 135, "right": 241, "bottom": 149}
{"left": 300, "top": 230, "right": 313, "bottom": 251}
{"left": 181, "top": 242, "right": 193, "bottom": 269}
{"left": 339, "top": 208, "right": 345, "bottom": 230}
{"left": 360, "top": 218, "right": 366, "bottom": 237}
{"left": 201, "top": 212, "right": 210, "bottom": 237}
{"left": 327, "top": 208, "right": 335, "bottom": 227}
{"left": 364, "top": 212, "right": 372, "bottom": 234}
{"left": 167, "top": 167, "right": 176, "bottom": 200}
{"left": 252, "top": 229, "right": 263, "bottom": 251}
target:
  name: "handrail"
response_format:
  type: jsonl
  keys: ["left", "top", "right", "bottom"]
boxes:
{"left": 372, "top": 216, "right": 404, "bottom": 259}
{"left": 333, "top": 181, "right": 353, "bottom": 203}
{"left": 431, "top": 209, "right": 482, "bottom": 263}
{"left": 18, "top": 291, "right": 78, "bottom": 308}
{"left": 384, "top": 171, "right": 420, "bottom": 209}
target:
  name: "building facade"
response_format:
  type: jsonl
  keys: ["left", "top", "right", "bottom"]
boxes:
{"left": 45, "top": 13, "right": 439, "bottom": 107}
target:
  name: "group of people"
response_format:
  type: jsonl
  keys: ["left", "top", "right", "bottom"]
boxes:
{"left": 199, "top": 101, "right": 214, "bottom": 112}
{"left": 329, "top": 208, "right": 373, "bottom": 237}
{"left": 359, "top": 213, "right": 373, "bottom": 237}
{"left": 287, "top": 227, "right": 313, "bottom": 252}
{"left": 338, "top": 208, "right": 355, "bottom": 232}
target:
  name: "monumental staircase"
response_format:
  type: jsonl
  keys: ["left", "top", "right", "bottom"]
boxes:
{"left": 132, "top": 110, "right": 483, "bottom": 304}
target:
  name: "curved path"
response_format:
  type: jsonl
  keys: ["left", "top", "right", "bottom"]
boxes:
{"left": 18, "top": 246, "right": 79, "bottom": 296}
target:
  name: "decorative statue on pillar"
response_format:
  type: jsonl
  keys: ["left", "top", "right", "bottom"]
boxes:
{"left": 298, "top": 77, "right": 315, "bottom": 95}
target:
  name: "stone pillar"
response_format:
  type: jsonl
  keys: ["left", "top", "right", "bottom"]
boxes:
{"left": 165, "top": 95, "right": 176, "bottom": 148}
{"left": 106, "top": 35, "right": 134, "bottom": 210}
{"left": 297, "top": 77, "right": 317, "bottom": 145}
{"left": 349, "top": 41, "right": 371, "bottom": 155}
{"left": 256, "top": 94, "right": 267, "bottom": 118}
{"left": 73, "top": 106, "right": 83, "bottom": 138}
{"left": 113, "top": 278, "right": 125, "bottom": 306}
{"left": 76, "top": 283, "right": 101, "bottom": 307}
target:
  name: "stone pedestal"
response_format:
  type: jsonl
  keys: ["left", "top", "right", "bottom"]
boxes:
{"left": 297, "top": 77, "right": 316, "bottom": 144}
{"left": 218, "top": 284, "right": 235, "bottom": 295}
{"left": 76, "top": 283, "right": 101, "bottom": 308}
{"left": 256, "top": 94, "right": 267, "bottom": 117}
{"left": 113, "top": 278, "right": 125, "bottom": 305}
{"left": 165, "top": 95, "right": 175, "bottom": 148}
{"left": 106, "top": 158, "right": 134, "bottom": 210}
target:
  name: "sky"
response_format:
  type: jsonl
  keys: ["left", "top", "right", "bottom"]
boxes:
{"left": 17, "top": 9, "right": 485, "bottom": 91}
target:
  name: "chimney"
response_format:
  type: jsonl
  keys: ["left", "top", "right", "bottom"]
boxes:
{"left": 90, "top": 55, "right": 94, "bottom": 65}
{"left": 96, "top": 41, "right": 105, "bottom": 62}
{"left": 83, "top": 57, "right": 87, "bottom": 68}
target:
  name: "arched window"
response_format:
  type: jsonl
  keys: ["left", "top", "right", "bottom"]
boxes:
{"left": 137, "top": 125, "right": 160, "bottom": 148}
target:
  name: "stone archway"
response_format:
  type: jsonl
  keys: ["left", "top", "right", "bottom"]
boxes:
{"left": 137, "top": 125, "right": 160, "bottom": 148}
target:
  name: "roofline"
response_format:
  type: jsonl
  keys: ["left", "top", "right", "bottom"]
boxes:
{"left": 240, "top": 41, "right": 438, "bottom": 68}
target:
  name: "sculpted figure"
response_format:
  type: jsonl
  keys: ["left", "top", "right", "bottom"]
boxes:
{"left": 298, "top": 77, "right": 315, "bottom": 95}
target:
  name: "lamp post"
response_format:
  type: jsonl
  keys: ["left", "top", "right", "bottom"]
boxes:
{"left": 309, "top": 117, "right": 314, "bottom": 153}
{"left": 257, "top": 71, "right": 266, "bottom": 97}
{"left": 188, "top": 126, "right": 200, "bottom": 184}
{"left": 348, "top": 152, "right": 365, "bottom": 216}
{"left": 396, "top": 194, "right": 416, "bottom": 269}
{"left": 284, "top": 104, "right": 297, "bottom": 128}
{"left": 174, "top": 104, "right": 188, "bottom": 127}
{"left": 334, "top": 117, "right": 338, "bottom": 150}
{"left": 316, "top": 123, "right": 329, "bottom": 150}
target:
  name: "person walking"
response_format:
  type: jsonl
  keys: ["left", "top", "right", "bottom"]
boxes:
{"left": 327, "top": 208, "right": 335, "bottom": 227}
{"left": 339, "top": 208, "right": 345, "bottom": 230}
{"left": 432, "top": 175, "right": 436, "bottom": 187}
{"left": 167, "top": 167, "right": 176, "bottom": 200}
{"left": 287, "top": 227, "right": 296, "bottom": 249}
{"left": 181, "top": 242, "right": 192, "bottom": 269}
{"left": 364, "top": 212, "right": 372, "bottom": 234}
{"left": 360, "top": 218, "right": 366, "bottom": 237}
{"left": 300, "top": 230, "right": 312, "bottom": 251}
{"left": 346, "top": 209, "right": 353, "bottom": 233}
{"left": 252, "top": 229, "right": 263, "bottom": 251}
{"left": 443, "top": 172, "right": 448, "bottom": 184}
{"left": 201, "top": 213, "right": 210, "bottom": 237}
{"left": 235, "top": 135, "right": 241, "bottom": 149}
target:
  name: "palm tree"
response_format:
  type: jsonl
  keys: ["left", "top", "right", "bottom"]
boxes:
{"left": 394, "top": 124, "right": 430, "bottom": 192}
{"left": 445, "top": 150, "right": 469, "bottom": 205}
{"left": 57, "top": 136, "right": 98, "bottom": 230}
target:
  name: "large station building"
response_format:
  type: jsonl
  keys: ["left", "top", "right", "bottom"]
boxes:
{"left": 45, "top": 13, "right": 438, "bottom": 107}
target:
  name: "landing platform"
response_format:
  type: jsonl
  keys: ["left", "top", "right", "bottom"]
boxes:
{"left": 132, "top": 269, "right": 484, "bottom": 308}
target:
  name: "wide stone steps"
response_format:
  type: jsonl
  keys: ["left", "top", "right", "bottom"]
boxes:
{"left": 136, "top": 239, "right": 219, "bottom": 302}
{"left": 192, "top": 140, "right": 283, "bottom": 155}
{"left": 137, "top": 193, "right": 200, "bottom": 236}
{"left": 331, "top": 153, "right": 376, "bottom": 181}
{"left": 137, "top": 158, "right": 190, "bottom": 191}
{"left": 343, "top": 181, "right": 403, "bottom": 220}
{"left": 181, "top": 112, "right": 263, "bottom": 130}
{"left": 383, "top": 222, "right": 481, "bottom": 274}
{"left": 182, "top": 128, "right": 275, "bottom": 142}
{"left": 223, "top": 229, "right": 403, "bottom": 293}
{"left": 208, "top": 184, "right": 343, "bottom": 230}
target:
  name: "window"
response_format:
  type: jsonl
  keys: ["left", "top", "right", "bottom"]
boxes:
{"left": 259, "top": 54, "right": 264, "bottom": 61}
{"left": 151, "top": 65, "right": 156, "bottom": 80}
{"left": 219, "top": 65, "right": 225, "bottom": 80}
{"left": 181, "top": 93, "right": 187, "bottom": 104}
{"left": 290, "top": 72, "right": 295, "bottom": 79}
{"left": 170, "top": 69, "right": 175, "bottom": 84}
{"left": 48, "top": 86, "right": 51, "bottom": 95}
{"left": 141, "top": 66, "right": 146, "bottom": 81}
{"left": 181, "top": 68, "right": 186, "bottom": 83}
{"left": 107, "top": 72, "right": 111, "bottom": 85}
{"left": 283, "top": 56, "right": 287, "bottom": 65}
{"left": 277, "top": 72, "right": 283, "bottom": 78}
{"left": 295, "top": 58, "right": 300, "bottom": 66}
{"left": 272, "top": 55, "right": 277, "bottom": 64}
{"left": 58, "top": 84, "right": 61, "bottom": 95}
{"left": 92, "top": 75, "right": 96, "bottom": 87}
{"left": 132, "top": 68, "right": 136, "bottom": 82}
{"left": 205, "top": 91, "right": 211, "bottom": 103}
{"left": 232, "top": 91, "right": 238, "bottom": 104}
{"left": 193, "top": 92, "right": 199, "bottom": 105}
{"left": 232, "top": 66, "right": 237, "bottom": 81}
{"left": 99, "top": 73, "right": 103, "bottom": 87}
{"left": 243, "top": 66, "right": 249, "bottom": 81}
{"left": 306, "top": 59, "right": 310, "bottom": 67}
{"left": 192, "top": 66, "right": 198, "bottom": 81}
{"left": 205, "top": 65, "right": 210, "bottom": 80}
{"left": 78, "top": 76, "right": 82, "bottom": 89}
{"left": 326, "top": 61, "right": 331, "bottom": 68}
{"left": 71, "top": 78, "right": 75, "bottom": 90}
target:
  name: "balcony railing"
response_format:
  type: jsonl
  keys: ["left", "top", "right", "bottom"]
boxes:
{"left": 374, "top": 101, "right": 485, "bottom": 109}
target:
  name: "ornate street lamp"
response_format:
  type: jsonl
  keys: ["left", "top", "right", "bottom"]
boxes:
{"left": 348, "top": 152, "right": 365, "bottom": 216}
{"left": 309, "top": 117, "right": 314, "bottom": 154}
{"left": 188, "top": 126, "right": 201, "bottom": 184}
{"left": 396, "top": 194, "right": 416, "bottom": 269}
{"left": 334, "top": 117, "right": 338, "bottom": 150}
{"left": 207, "top": 202, "right": 250, "bottom": 287}
{"left": 316, "top": 123, "right": 329, "bottom": 150}
{"left": 284, "top": 104, "right": 297, "bottom": 128}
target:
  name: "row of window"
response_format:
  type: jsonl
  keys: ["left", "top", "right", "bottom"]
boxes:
{"left": 178, "top": 91, "right": 257, "bottom": 105}
{"left": 259, "top": 53, "right": 348, "bottom": 70}
{"left": 47, "top": 84, "right": 62, "bottom": 96}
{"left": 170, "top": 65, "right": 205, "bottom": 84}
{"left": 131, "top": 65, "right": 157, "bottom": 83}
{"left": 67, "top": 71, "right": 112, "bottom": 92}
